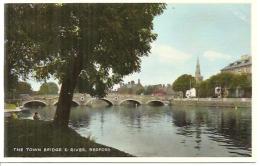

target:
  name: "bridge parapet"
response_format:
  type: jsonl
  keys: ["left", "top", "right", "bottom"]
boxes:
{"left": 23, "top": 93, "right": 170, "bottom": 106}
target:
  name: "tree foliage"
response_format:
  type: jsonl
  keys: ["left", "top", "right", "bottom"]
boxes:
{"left": 197, "top": 72, "right": 251, "bottom": 98}
{"left": 6, "top": 4, "right": 166, "bottom": 126}
{"left": 38, "top": 82, "right": 59, "bottom": 95}
{"left": 143, "top": 85, "right": 156, "bottom": 95}
{"left": 136, "top": 86, "right": 145, "bottom": 95}
{"left": 6, "top": 4, "right": 165, "bottom": 96}
{"left": 117, "top": 83, "right": 144, "bottom": 95}
{"left": 172, "top": 74, "right": 196, "bottom": 95}
{"left": 16, "top": 81, "right": 32, "bottom": 95}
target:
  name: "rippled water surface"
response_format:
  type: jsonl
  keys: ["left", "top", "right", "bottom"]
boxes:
{"left": 19, "top": 105, "right": 251, "bottom": 157}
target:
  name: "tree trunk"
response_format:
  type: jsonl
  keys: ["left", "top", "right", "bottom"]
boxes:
{"left": 53, "top": 55, "right": 83, "bottom": 127}
{"left": 53, "top": 76, "right": 76, "bottom": 127}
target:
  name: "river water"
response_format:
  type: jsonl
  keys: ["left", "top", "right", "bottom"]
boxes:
{"left": 18, "top": 105, "right": 251, "bottom": 157}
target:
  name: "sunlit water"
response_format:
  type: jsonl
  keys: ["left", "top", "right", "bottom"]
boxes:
{"left": 17, "top": 105, "right": 251, "bottom": 157}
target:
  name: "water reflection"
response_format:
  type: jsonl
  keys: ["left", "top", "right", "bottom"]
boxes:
{"left": 69, "top": 107, "right": 91, "bottom": 128}
{"left": 170, "top": 106, "right": 251, "bottom": 157}
{"left": 171, "top": 108, "right": 192, "bottom": 127}
{"left": 18, "top": 105, "right": 251, "bottom": 157}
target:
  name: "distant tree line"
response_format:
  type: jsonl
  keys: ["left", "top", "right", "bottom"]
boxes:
{"left": 197, "top": 72, "right": 251, "bottom": 98}
{"left": 38, "top": 82, "right": 59, "bottom": 95}
{"left": 117, "top": 84, "right": 144, "bottom": 95}
{"left": 143, "top": 85, "right": 172, "bottom": 95}
{"left": 117, "top": 83, "right": 174, "bottom": 96}
{"left": 172, "top": 73, "right": 251, "bottom": 98}
{"left": 5, "top": 81, "right": 59, "bottom": 99}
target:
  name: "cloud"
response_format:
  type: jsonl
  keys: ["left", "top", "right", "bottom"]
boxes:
{"left": 151, "top": 43, "right": 192, "bottom": 64}
{"left": 203, "top": 50, "right": 232, "bottom": 61}
{"left": 230, "top": 9, "right": 249, "bottom": 24}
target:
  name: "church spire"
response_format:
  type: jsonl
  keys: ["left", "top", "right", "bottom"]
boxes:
{"left": 195, "top": 57, "right": 203, "bottom": 83}
{"left": 196, "top": 57, "right": 201, "bottom": 75}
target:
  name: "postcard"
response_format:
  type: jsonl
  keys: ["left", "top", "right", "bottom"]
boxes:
{"left": 1, "top": 0, "right": 257, "bottom": 163}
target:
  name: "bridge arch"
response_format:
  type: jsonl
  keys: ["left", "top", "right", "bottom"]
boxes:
{"left": 53, "top": 100, "right": 80, "bottom": 107}
{"left": 86, "top": 98, "right": 113, "bottom": 107}
{"left": 23, "top": 100, "right": 47, "bottom": 108}
{"left": 120, "top": 99, "right": 142, "bottom": 106}
{"left": 146, "top": 100, "right": 164, "bottom": 106}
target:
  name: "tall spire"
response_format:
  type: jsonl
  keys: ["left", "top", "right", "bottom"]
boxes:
{"left": 195, "top": 56, "right": 203, "bottom": 83}
{"left": 196, "top": 57, "right": 201, "bottom": 75}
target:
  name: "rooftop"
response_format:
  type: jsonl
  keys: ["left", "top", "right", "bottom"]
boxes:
{"left": 221, "top": 55, "right": 251, "bottom": 71}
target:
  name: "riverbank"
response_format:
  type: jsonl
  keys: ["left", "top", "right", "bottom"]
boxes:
{"left": 4, "top": 103, "right": 21, "bottom": 113}
{"left": 170, "top": 98, "right": 251, "bottom": 108}
{"left": 4, "top": 119, "right": 132, "bottom": 157}
{"left": 4, "top": 108, "right": 21, "bottom": 113}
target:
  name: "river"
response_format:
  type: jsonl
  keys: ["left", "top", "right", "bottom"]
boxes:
{"left": 18, "top": 105, "right": 251, "bottom": 157}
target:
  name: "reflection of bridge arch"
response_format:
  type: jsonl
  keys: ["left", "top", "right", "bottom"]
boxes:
{"left": 53, "top": 100, "right": 80, "bottom": 107}
{"left": 146, "top": 100, "right": 164, "bottom": 106}
{"left": 86, "top": 98, "right": 113, "bottom": 106}
{"left": 119, "top": 99, "right": 142, "bottom": 106}
{"left": 23, "top": 100, "right": 47, "bottom": 108}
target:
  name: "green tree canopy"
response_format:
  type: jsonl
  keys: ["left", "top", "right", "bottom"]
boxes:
{"left": 135, "top": 86, "right": 145, "bottom": 95}
{"left": 39, "top": 82, "right": 59, "bottom": 95}
{"left": 208, "top": 72, "right": 237, "bottom": 89}
{"left": 172, "top": 74, "right": 196, "bottom": 95}
{"left": 16, "top": 81, "right": 32, "bottom": 95}
{"left": 6, "top": 4, "right": 166, "bottom": 126}
{"left": 143, "top": 85, "right": 156, "bottom": 95}
{"left": 197, "top": 72, "right": 251, "bottom": 98}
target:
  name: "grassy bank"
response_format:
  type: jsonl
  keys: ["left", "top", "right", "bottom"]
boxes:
{"left": 5, "top": 119, "right": 132, "bottom": 157}
{"left": 4, "top": 103, "right": 17, "bottom": 109}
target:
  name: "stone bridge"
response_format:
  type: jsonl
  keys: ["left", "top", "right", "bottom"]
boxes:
{"left": 22, "top": 93, "right": 172, "bottom": 108}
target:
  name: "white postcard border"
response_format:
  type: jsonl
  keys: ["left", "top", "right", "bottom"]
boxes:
{"left": 0, "top": 0, "right": 258, "bottom": 163}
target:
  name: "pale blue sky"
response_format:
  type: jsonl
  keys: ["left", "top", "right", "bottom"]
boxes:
{"left": 28, "top": 3, "right": 251, "bottom": 91}
{"left": 123, "top": 3, "right": 251, "bottom": 86}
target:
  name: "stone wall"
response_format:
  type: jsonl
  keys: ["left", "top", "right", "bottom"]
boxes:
{"left": 170, "top": 98, "right": 251, "bottom": 108}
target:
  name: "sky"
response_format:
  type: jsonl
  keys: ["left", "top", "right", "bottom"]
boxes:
{"left": 27, "top": 3, "right": 251, "bottom": 91}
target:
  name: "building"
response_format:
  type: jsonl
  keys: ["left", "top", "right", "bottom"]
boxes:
{"left": 221, "top": 55, "right": 251, "bottom": 74}
{"left": 117, "top": 79, "right": 144, "bottom": 94}
{"left": 220, "top": 55, "right": 252, "bottom": 98}
{"left": 195, "top": 57, "right": 203, "bottom": 83}
{"left": 186, "top": 88, "right": 196, "bottom": 98}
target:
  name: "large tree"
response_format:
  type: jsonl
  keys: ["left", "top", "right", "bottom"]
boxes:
{"left": 5, "top": 4, "right": 41, "bottom": 99}
{"left": 5, "top": 4, "right": 166, "bottom": 127}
